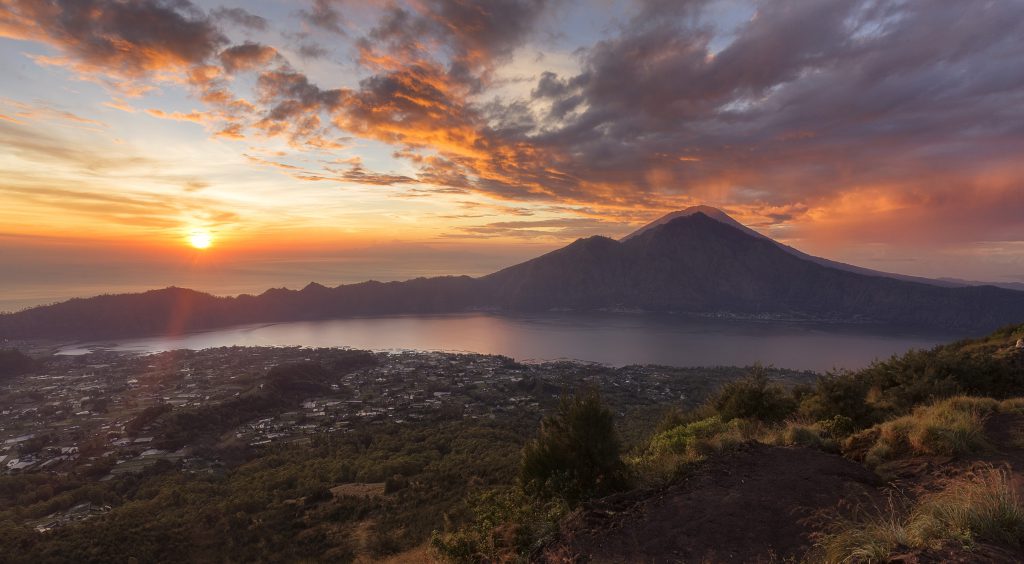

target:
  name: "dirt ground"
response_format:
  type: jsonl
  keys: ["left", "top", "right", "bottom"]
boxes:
{"left": 550, "top": 442, "right": 880, "bottom": 563}
{"left": 549, "top": 414, "right": 1024, "bottom": 563}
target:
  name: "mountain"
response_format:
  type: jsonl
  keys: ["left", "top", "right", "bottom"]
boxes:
{"left": 3, "top": 209, "right": 1024, "bottom": 340}
{"left": 481, "top": 212, "right": 1024, "bottom": 326}
{"left": 628, "top": 206, "right": 962, "bottom": 287}
{"left": 622, "top": 205, "right": 763, "bottom": 241}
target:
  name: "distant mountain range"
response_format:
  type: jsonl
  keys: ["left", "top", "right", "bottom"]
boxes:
{"left": 3, "top": 208, "right": 1024, "bottom": 340}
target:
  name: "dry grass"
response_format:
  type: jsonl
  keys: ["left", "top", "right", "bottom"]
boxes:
{"left": 632, "top": 416, "right": 846, "bottom": 484}
{"left": 814, "top": 466, "right": 1024, "bottom": 562}
{"left": 767, "top": 421, "right": 838, "bottom": 451}
{"left": 814, "top": 496, "right": 913, "bottom": 563}
{"left": 850, "top": 396, "right": 999, "bottom": 467}
{"left": 911, "top": 467, "right": 1024, "bottom": 549}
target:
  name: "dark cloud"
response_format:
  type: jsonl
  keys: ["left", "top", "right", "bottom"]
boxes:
{"left": 358, "top": 0, "right": 556, "bottom": 91}
{"left": 211, "top": 6, "right": 268, "bottom": 31}
{"left": 254, "top": 69, "right": 348, "bottom": 148}
{"left": 298, "top": 0, "right": 346, "bottom": 35}
{"left": 0, "top": 0, "right": 226, "bottom": 78}
{"left": 219, "top": 42, "right": 279, "bottom": 73}
{"left": 297, "top": 42, "right": 329, "bottom": 60}
{"left": 496, "top": 0, "right": 1024, "bottom": 227}
{"left": 331, "top": 164, "right": 417, "bottom": 186}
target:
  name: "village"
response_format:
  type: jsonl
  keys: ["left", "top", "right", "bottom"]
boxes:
{"left": 0, "top": 345, "right": 812, "bottom": 532}
{"left": 0, "top": 346, "right": 788, "bottom": 474}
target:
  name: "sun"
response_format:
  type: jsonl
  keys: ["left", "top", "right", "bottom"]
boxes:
{"left": 188, "top": 231, "right": 213, "bottom": 249}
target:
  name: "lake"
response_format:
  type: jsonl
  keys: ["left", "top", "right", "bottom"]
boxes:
{"left": 56, "top": 313, "right": 958, "bottom": 373}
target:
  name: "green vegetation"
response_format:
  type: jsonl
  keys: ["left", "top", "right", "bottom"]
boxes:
{"left": 4, "top": 324, "right": 1024, "bottom": 562}
{"left": 711, "top": 364, "right": 797, "bottom": 423}
{"left": 798, "top": 324, "right": 1024, "bottom": 427}
{"left": 519, "top": 388, "right": 628, "bottom": 504}
{"left": 615, "top": 326, "right": 1024, "bottom": 560}
{"left": 1, "top": 421, "right": 526, "bottom": 563}
{"left": 433, "top": 388, "right": 627, "bottom": 562}
{"left": 429, "top": 489, "right": 567, "bottom": 563}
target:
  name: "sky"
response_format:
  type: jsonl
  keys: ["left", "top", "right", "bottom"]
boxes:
{"left": 1, "top": 0, "right": 1024, "bottom": 311}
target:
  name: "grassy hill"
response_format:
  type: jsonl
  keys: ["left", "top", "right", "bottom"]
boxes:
{"left": 435, "top": 323, "right": 1024, "bottom": 562}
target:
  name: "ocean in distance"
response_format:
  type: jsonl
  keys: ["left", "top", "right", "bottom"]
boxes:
{"left": 57, "top": 313, "right": 958, "bottom": 373}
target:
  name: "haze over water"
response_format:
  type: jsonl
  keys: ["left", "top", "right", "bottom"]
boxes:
{"left": 59, "top": 313, "right": 953, "bottom": 373}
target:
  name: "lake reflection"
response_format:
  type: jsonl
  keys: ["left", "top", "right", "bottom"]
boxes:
{"left": 58, "top": 313, "right": 957, "bottom": 373}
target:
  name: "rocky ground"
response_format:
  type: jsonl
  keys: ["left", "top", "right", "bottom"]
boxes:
{"left": 545, "top": 414, "right": 1024, "bottom": 563}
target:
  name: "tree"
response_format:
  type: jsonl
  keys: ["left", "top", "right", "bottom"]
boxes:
{"left": 711, "top": 364, "right": 796, "bottom": 423}
{"left": 519, "top": 387, "right": 628, "bottom": 505}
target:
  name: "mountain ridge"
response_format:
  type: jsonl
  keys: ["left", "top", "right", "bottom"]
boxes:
{"left": 2, "top": 210, "right": 1024, "bottom": 340}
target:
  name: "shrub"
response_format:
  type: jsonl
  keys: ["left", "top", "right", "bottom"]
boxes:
{"left": 772, "top": 423, "right": 831, "bottom": 450}
{"left": 796, "top": 323, "right": 1024, "bottom": 430}
{"left": 818, "top": 415, "right": 856, "bottom": 439}
{"left": 633, "top": 416, "right": 759, "bottom": 484}
{"left": 711, "top": 364, "right": 797, "bottom": 423}
{"left": 798, "top": 373, "right": 877, "bottom": 427}
{"left": 430, "top": 488, "right": 568, "bottom": 563}
{"left": 647, "top": 416, "right": 730, "bottom": 457}
{"left": 518, "top": 388, "right": 628, "bottom": 505}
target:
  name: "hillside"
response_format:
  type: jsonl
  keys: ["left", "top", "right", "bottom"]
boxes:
{"left": 437, "top": 323, "right": 1024, "bottom": 563}
{"left": 2, "top": 325, "right": 1024, "bottom": 562}
{"left": 3, "top": 210, "right": 1024, "bottom": 340}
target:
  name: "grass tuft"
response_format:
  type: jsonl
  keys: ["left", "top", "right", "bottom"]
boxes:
{"left": 850, "top": 396, "right": 997, "bottom": 467}
{"left": 815, "top": 466, "right": 1024, "bottom": 562}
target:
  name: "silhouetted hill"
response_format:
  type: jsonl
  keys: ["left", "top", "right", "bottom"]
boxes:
{"left": 481, "top": 213, "right": 1024, "bottom": 329}
{"left": 623, "top": 205, "right": 962, "bottom": 287}
{"left": 2, "top": 211, "right": 1024, "bottom": 340}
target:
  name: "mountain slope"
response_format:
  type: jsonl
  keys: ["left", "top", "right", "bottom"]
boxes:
{"left": 2, "top": 211, "right": 1024, "bottom": 340}
{"left": 626, "top": 206, "right": 962, "bottom": 287}
{"left": 483, "top": 213, "right": 1024, "bottom": 328}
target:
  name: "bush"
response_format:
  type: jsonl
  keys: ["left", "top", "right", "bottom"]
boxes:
{"left": 798, "top": 373, "right": 877, "bottom": 427}
{"left": 430, "top": 488, "right": 567, "bottom": 563}
{"left": 711, "top": 364, "right": 797, "bottom": 423}
{"left": 633, "top": 416, "right": 759, "bottom": 484}
{"left": 818, "top": 415, "right": 856, "bottom": 439}
{"left": 772, "top": 423, "right": 830, "bottom": 450}
{"left": 518, "top": 388, "right": 628, "bottom": 505}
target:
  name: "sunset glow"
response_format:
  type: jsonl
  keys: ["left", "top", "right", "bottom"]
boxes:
{"left": 189, "top": 231, "right": 212, "bottom": 250}
{"left": 0, "top": 0, "right": 1022, "bottom": 310}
